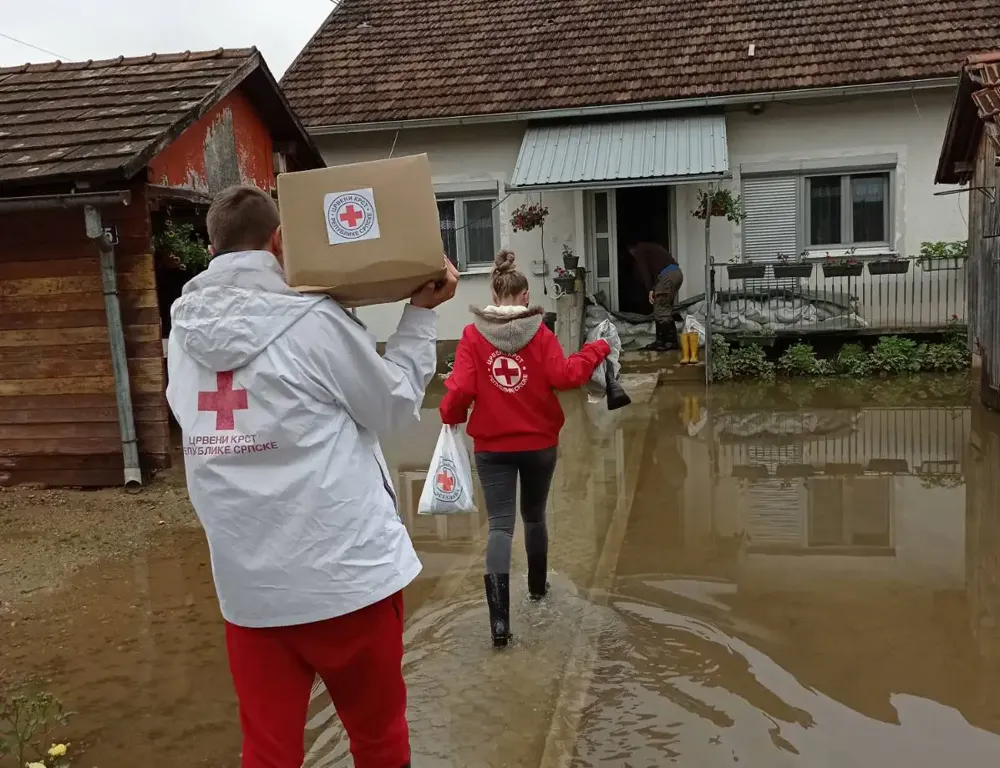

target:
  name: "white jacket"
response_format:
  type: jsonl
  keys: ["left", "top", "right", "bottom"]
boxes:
{"left": 166, "top": 250, "right": 434, "bottom": 628}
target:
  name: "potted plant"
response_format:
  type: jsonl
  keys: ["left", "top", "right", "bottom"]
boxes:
{"left": 822, "top": 251, "right": 863, "bottom": 278}
{"left": 726, "top": 257, "right": 765, "bottom": 280}
{"left": 561, "top": 244, "right": 579, "bottom": 271}
{"left": 867, "top": 254, "right": 910, "bottom": 275}
{"left": 510, "top": 202, "right": 549, "bottom": 232}
{"left": 553, "top": 266, "right": 576, "bottom": 294}
{"left": 692, "top": 189, "right": 746, "bottom": 224}
{"left": 772, "top": 252, "right": 814, "bottom": 279}
{"left": 918, "top": 240, "right": 968, "bottom": 271}
{"left": 153, "top": 219, "right": 210, "bottom": 272}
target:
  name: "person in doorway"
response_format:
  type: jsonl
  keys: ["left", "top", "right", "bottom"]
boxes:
{"left": 439, "top": 250, "right": 611, "bottom": 648}
{"left": 627, "top": 241, "right": 683, "bottom": 351}
{"left": 166, "top": 184, "right": 458, "bottom": 768}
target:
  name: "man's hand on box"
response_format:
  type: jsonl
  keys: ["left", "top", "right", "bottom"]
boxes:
{"left": 411, "top": 256, "right": 459, "bottom": 310}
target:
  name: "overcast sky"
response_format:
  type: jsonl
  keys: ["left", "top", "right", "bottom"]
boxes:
{"left": 0, "top": 0, "right": 334, "bottom": 77}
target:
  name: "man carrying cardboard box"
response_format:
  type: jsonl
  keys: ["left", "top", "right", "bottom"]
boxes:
{"left": 166, "top": 185, "right": 458, "bottom": 768}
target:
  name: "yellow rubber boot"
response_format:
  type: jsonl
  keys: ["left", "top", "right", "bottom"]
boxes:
{"left": 679, "top": 332, "right": 692, "bottom": 364}
{"left": 686, "top": 333, "right": 700, "bottom": 365}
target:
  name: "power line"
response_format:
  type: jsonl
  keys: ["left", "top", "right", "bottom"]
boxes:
{"left": 0, "top": 31, "right": 69, "bottom": 61}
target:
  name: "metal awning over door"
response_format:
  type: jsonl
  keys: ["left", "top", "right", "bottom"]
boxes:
{"left": 509, "top": 114, "right": 729, "bottom": 191}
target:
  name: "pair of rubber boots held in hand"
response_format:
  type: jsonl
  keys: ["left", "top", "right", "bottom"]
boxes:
{"left": 483, "top": 552, "right": 547, "bottom": 649}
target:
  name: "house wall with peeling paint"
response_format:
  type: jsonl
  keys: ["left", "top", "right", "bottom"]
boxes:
{"left": 147, "top": 89, "right": 275, "bottom": 194}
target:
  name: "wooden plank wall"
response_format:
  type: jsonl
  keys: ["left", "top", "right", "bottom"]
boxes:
{"left": 0, "top": 184, "right": 172, "bottom": 487}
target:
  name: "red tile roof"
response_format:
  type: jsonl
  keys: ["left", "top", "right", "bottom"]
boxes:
{"left": 936, "top": 52, "right": 1000, "bottom": 184}
{"left": 282, "top": 0, "right": 1000, "bottom": 128}
{"left": 0, "top": 48, "right": 323, "bottom": 187}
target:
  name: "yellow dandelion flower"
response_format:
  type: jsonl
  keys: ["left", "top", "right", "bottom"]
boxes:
{"left": 48, "top": 743, "right": 68, "bottom": 757}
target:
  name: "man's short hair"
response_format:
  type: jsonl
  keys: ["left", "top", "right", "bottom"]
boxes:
{"left": 206, "top": 185, "right": 280, "bottom": 254}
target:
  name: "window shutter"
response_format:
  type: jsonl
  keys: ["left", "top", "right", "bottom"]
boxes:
{"left": 741, "top": 176, "right": 798, "bottom": 263}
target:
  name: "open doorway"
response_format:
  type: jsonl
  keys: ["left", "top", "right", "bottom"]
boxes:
{"left": 615, "top": 186, "right": 671, "bottom": 315}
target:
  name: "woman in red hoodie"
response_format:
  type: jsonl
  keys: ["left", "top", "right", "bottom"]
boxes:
{"left": 440, "top": 250, "right": 611, "bottom": 647}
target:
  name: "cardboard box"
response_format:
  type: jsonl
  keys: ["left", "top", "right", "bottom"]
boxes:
{"left": 277, "top": 154, "right": 446, "bottom": 306}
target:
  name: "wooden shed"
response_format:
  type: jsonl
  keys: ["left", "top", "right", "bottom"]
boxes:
{"left": 0, "top": 48, "right": 324, "bottom": 489}
{"left": 937, "top": 52, "right": 1000, "bottom": 410}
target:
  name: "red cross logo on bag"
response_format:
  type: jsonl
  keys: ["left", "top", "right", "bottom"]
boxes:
{"left": 432, "top": 459, "right": 462, "bottom": 503}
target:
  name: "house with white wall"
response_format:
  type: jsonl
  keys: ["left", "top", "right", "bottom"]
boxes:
{"left": 282, "top": 0, "right": 1000, "bottom": 342}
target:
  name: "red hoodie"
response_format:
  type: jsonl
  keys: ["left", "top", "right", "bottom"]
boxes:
{"left": 440, "top": 306, "right": 611, "bottom": 453}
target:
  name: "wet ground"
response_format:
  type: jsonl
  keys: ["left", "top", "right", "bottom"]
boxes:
{"left": 4, "top": 373, "right": 1000, "bottom": 767}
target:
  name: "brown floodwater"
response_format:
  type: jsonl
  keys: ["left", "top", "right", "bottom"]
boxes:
{"left": 4, "top": 374, "right": 1000, "bottom": 767}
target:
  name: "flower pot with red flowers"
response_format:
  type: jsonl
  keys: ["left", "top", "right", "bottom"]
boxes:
{"left": 772, "top": 252, "right": 814, "bottom": 279}
{"left": 822, "top": 252, "right": 863, "bottom": 278}
{"left": 692, "top": 189, "right": 746, "bottom": 224}
{"left": 553, "top": 265, "right": 576, "bottom": 294}
{"left": 510, "top": 202, "right": 549, "bottom": 233}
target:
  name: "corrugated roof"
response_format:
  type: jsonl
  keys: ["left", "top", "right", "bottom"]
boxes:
{"left": 0, "top": 48, "right": 324, "bottom": 186}
{"left": 509, "top": 115, "right": 728, "bottom": 190}
{"left": 282, "top": 0, "right": 1000, "bottom": 128}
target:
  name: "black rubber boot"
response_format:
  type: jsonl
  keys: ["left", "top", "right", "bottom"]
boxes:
{"left": 527, "top": 552, "right": 548, "bottom": 600}
{"left": 484, "top": 573, "right": 512, "bottom": 648}
{"left": 662, "top": 320, "right": 680, "bottom": 351}
{"left": 643, "top": 322, "right": 668, "bottom": 351}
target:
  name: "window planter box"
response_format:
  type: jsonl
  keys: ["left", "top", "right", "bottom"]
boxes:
{"left": 554, "top": 276, "right": 577, "bottom": 294}
{"left": 867, "top": 260, "right": 909, "bottom": 275}
{"left": 822, "top": 264, "right": 864, "bottom": 278}
{"left": 919, "top": 257, "right": 966, "bottom": 271}
{"left": 727, "top": 264, "right": 766, "bottom": 280}
{"left": 776, "top": 463, "right": 816, "bottom": 478}
{"left": 773, "top": 263, "right": 814, "bottom": 279}
{"left": 732, "top": 464, "right": 769, "bottom": 480}
{"left": 866, "top": 458, "right": 909, "bottom": 473}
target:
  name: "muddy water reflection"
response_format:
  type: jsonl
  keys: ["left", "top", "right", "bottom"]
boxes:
{"left": 7, "top": 377, "right": 1000, "bottom": 767}
{"left": 575, "top": 379, "right": 1000, "bottom": 767}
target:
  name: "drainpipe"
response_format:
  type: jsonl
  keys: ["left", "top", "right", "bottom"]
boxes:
{"left": 84, "top": 205, "right": 143, "bottom": 492}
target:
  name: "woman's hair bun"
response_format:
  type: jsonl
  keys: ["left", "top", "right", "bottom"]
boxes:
{"left": 493, "top": 249, "right": 517, "bottom": 273}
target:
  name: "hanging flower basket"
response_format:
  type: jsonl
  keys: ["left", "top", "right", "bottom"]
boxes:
{"left": 868, "top": 259, "right": 910, "bottom": 275}
{"left": 510, "top": 203, "right": 549, "bottom": 232}
{"left": 727, "top": 263, "right": 766, "bottom": 280}
{"left": 773, "top": 263, "right": 814, "bottom": 279}
{"left": 692, "top": 189, "right": 746, "bottom": 224}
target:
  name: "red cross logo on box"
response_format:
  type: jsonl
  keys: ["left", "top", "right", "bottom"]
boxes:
{"left": 338, "top": 203, "right": 365, "bottom": 230}
{"left": 490, "top": 355, "right": 524, "bottom": 392}
{"left": 198, "top": 370, "right": 248, "bottom": 431}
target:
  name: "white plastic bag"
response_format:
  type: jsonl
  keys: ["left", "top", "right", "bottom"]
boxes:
{"left": 418, "top": 426, "right": 478, "bottom": 515}
{"left": 585, "top": 318, "right": 621, "bottom": 401}
{"left": 683, "top": 315, "right": 706, "bottom": 347}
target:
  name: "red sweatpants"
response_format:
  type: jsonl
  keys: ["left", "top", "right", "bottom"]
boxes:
{"left": 225, "top": 592, "right": 409, "bottom": 768}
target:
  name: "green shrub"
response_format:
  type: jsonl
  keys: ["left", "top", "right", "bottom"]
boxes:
{"left": 924, "top": 342, "right": 969, "bottom": 372}
{"left": 834, "top": 343, "right": 870, "bottom": 376}
{"left": 711, "top": 337, "right": 775, "bottom": 381}
{"left": 777, "top": 342, "right": 832, "bottom": 377}
{"left": 868, "top": 336, "right": 926, "bottom": 375}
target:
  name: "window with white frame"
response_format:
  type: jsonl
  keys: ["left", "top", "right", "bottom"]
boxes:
{"left": 741, "top": 164, "right": 894, "bottom": 262}
{"left": 437, "top": 195, "right": 500, "bottom": 271}
{"left": 806, "top": 172, "right": 890, "bottom": 248}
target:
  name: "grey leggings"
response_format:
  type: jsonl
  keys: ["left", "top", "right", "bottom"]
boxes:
{"left": 475, "top": 448, "right": 558, "bottom": 575}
